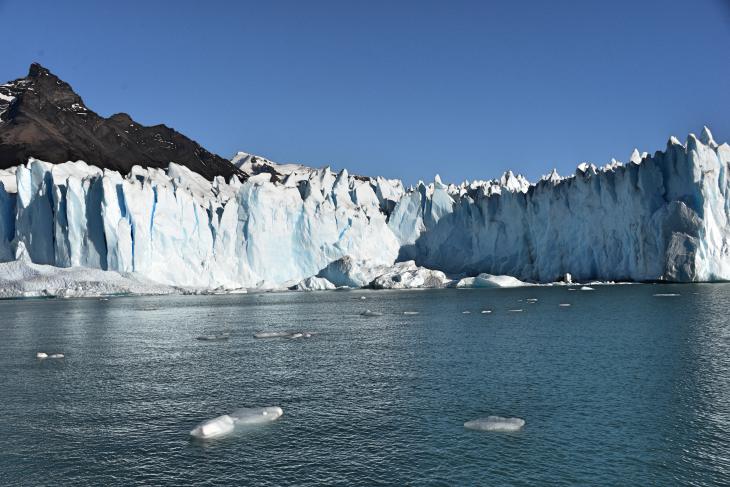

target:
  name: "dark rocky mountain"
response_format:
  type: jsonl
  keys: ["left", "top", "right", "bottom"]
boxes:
{"left": 0, "top": 63, "right": 244, "bottom": 181}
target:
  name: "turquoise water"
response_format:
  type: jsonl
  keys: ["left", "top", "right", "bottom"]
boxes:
{"left": 0, "top": 285, "right": 728, "bottom": 486}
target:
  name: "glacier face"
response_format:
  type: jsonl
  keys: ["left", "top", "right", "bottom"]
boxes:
{"left": 0, "top": 128, "right": 728, "bottom": 289}
{"left": 388, "top": 128, "right": 730, "bottom": 282}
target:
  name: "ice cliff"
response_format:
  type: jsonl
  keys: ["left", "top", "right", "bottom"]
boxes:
{"left": 0, "top": 128, "right": 728, "bottom": 290}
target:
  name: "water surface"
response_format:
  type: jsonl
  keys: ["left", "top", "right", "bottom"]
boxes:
{"left": 0, "top": 284, "right": 728, "bottom": 485}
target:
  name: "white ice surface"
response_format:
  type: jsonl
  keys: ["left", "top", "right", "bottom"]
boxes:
{"left": 464, "top": 416, "right": 525, "bottom": 432}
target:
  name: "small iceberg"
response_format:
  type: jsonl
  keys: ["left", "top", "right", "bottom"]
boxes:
{"left": 360, "top": 296, "right": 367, "bottom": 300}
{"left": 464, "top": 416, "right": 525, "bottom": 432}
{"left": 481, "top": 310, "right": 492, "bottom": 314}
{"left": 508, "top": 309, "right": 523, "bottom": 312}
{"left": 49, "top": 353, "right": 65, "bottom": 359}
{"left": 462, "top": 311, "right": 471, "bottom": 314}
{"left": 361, "top": 310, "right": 383, "bottom": 317}
{"left": 190, "top": 406, "right": 283, "bottom": 440}
{"left": 196, "top": 333, "right": 231, "bottom": 341}
{"left": 653, "top": 293, "right": 680, "bottom": 297}
{"left": 403, "top": 311, "right": 419, "bottom": 315}
{"left": 229, "top": 406, "right": 284, "bottom": 425}
{"left": 526, "top": 298, "right": 538, "bottom": 303}
{"left": 559, "top": 303, "right": 571, "bottom": 307}
{"left": 580, "top": 286, "right": 595, "bottom": 291}
{"left": 36, "top": 352, "right": 48, "bottom": 359}
{"left": 254, "top": 331, "right": 312, "bottom": 339}
{"left": 190, "top": 414, "right": 235, "bottom": 440}
{"left": 254, "top": 331, "right": 292, "bottom": 339}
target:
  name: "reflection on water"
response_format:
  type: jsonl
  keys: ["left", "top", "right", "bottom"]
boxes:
{"left": 0, "top": 284, "right": 728, "bottom": 486}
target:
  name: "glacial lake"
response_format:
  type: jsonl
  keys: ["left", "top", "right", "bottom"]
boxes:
{"left": 0, "top": 284, "right": 728, "bottom": 486}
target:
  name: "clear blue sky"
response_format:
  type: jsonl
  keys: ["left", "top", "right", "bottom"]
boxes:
{"left": 1, "top": 0, "right": 728, "bottom": 184}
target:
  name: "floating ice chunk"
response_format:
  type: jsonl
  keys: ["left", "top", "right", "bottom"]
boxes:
{"left": 454, "top": 273, "right": 528, "bottom": 288}
{"left": 464, "top": 416, "right": 525, "bottom": 432}
{"left": 190, "top": 414, "right": 236, "bottom": 439}
{"left": 229, "top": 406, "right": 284, "bottom": 425}
{"left": 508, "top": 309, "right": 523, "bottom": 312}
{"left": 190, "top": 406, "right": 283, "bottom": 440}
{"left": 403, "top": 311, "right": 419, "bottom": 315}
{"left": 254, "top": 331, "right": 312, "bottom": 339}
{"left": 526, "top": 298, "right": 538, "bottom": 303}
{"left": 481, "top": 310, "right": 492, "bottom": 314}
{"left": 292, "top": 276, "right": 336, "bottom": 291}
{"left": 462, "top": 311, "right": 471, "bottom": 314}
{"left": 580, "top": 286, "right": 595, "bottom": 291}
{"left": 559, "top": 303, "right": 571, "bottom": 307}
{"left": 197, "top": 333, "right": 230, "bottom": 341}
{"left": 36, "top": 352, "right": 48, "bottom": 359}
{"left": 361, "top": 309, "right": 383, "bottom": 317}
{"left": 568, "top": 288, "right": 577, "bottom": 291}
{"left": 254, "top": 331, "right": 292, "bottom": 338}
{"left": 49, "top": 353, "right": 65, "bottom": 359}
{"left": 653, "top": 293, "right": 680, "bottom": 297}
{"left": 360, "top": 296, "right": 367, "bottom": 300}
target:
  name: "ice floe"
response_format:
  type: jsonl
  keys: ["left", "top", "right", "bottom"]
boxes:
{"left": 253, "top": 331, "right": 311, "bottom": 339}
{"left": 190, "top": 406, "right": 283, "bottom": 440}
{"left": 454, "top": 273, "right": 529, "bottom": 288}
{"left": 464, "top": 416, "right": 525, "bottom": 432}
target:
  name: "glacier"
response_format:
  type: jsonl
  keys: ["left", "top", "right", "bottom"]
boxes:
{"left": 0, "top": 127, "right": 728, "bottom": 294}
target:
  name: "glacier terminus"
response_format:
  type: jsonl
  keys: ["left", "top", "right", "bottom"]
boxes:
{"left": 0, "top": 126, "right": 728, "bottom": 296}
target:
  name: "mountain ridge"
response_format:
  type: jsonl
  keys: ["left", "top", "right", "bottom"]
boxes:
{"left": 0, "top": 63, "right": 244, "bottom": 181}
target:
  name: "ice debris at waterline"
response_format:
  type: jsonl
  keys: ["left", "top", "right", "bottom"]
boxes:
{"left": 0, "top": 127, "right": 728, "bottom": 292}
{"left": 464, "top": 416, "right": 525, "bottom": 432}
{"left": 580, "top": 286, "right": 595, "bottom": 291}
{"left": 653, "top": 293, "right": 680, "bottom": 297}
{"left": 481, "top": 310, "right": 492, "bottom": 314}
{"left": 403, "top": 311, "right": 419, "bottom": 315}
{"left": 559, "top": 303, "right": 571, "bottom": 307}
{"left": 361, "top": 310, "right": 383, "bottom": 317}
{"left": 190, "top": 406, "right": 284, "bottom": 440}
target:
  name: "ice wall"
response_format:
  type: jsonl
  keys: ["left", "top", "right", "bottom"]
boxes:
{"left": 0, "top": 128, "right": 727, "bottom": 287}
{"left": 387, "top": 128, "right": 730, "bottom": 282}
{"left": 1, "top": 161, "right": 400, "bottom": 288}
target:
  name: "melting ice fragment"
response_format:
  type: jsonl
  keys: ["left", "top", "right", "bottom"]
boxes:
{"left": 653, "top": 293, "right": 680, "bottom": 297}
{"left": 36, "top": 352, "right": 48, "bottom": 359}
{"left": 229, "top": 406, "right": 284, "bottom": 425}
{"left": 190, "top": 406, "right": 283, "bottom": 440}
{"left": 580, "top": 286, "right": 595, "bottom": 291}
{"left": 464, "top": 416, "right": 525, "bottom": 432}
{"left": 189, "top": 414, "right": 236, "bottom": 440}
{"left": 254, "top": 331, "right": 293, "bottom": 339}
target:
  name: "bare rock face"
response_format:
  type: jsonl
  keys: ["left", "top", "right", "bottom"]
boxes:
{"left": 0, "top": 63, "right": 243, "bottom": 181}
